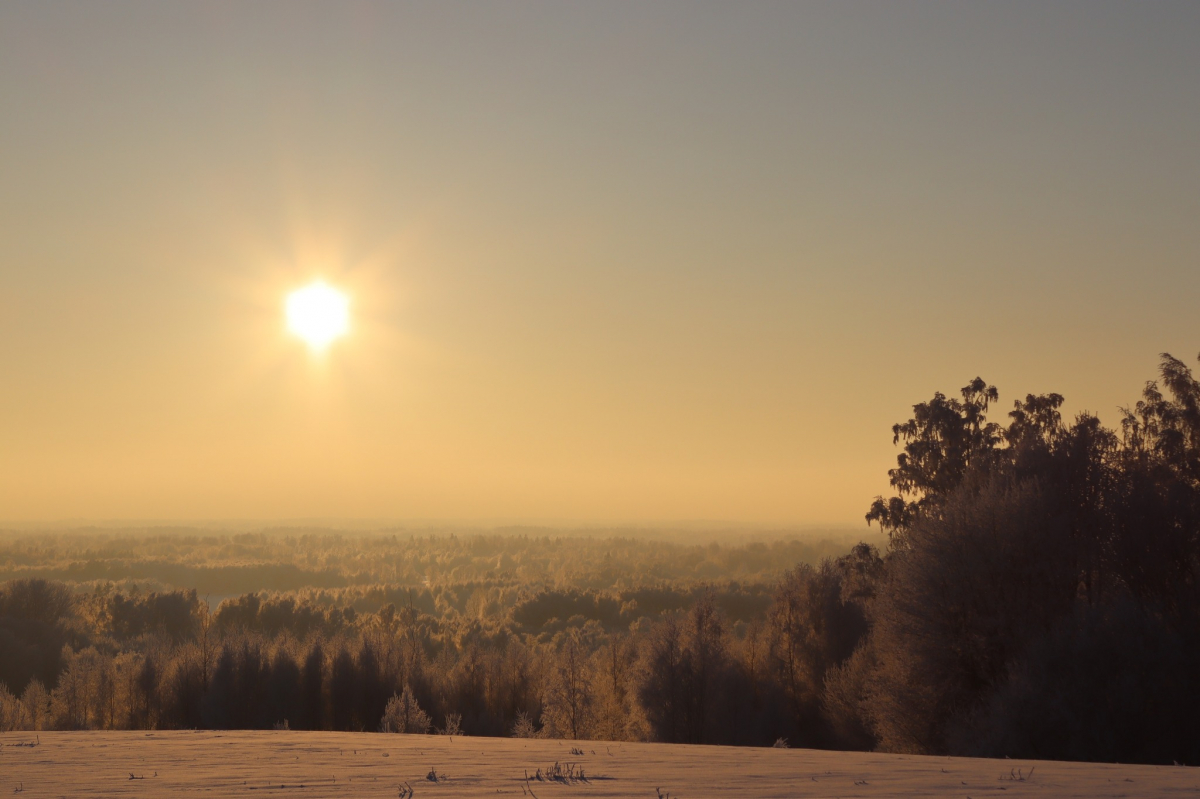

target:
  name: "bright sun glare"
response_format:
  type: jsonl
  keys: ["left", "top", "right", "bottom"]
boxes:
{"left": 286, "top": 281, "right": 350, "bottom": 351}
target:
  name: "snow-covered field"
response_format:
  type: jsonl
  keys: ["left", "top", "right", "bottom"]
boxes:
{"left": 2, "top": 731, "right": 1195, "bottom": 798}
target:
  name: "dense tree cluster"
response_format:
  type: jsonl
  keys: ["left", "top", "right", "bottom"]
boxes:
{"left": 0, "top": 565, "right": 874, "bottom": 749}
{"left": 849, "top": 352, "right": 1200, "bottom": 764}
{"left": 3, "top": 351, "right": 1200, "bottom": 766}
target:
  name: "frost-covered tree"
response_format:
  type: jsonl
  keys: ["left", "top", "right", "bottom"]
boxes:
{"left": 379, "top": 684, "right": 430, "bottom": 734}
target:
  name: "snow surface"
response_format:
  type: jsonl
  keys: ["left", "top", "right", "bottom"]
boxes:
{"left": 2, "top": 731, "right": 1196, "bottom": 797}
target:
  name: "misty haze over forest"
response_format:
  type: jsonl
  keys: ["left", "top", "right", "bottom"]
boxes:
{"left": 5, "top": 351, "right": 1200, "bottom": 766}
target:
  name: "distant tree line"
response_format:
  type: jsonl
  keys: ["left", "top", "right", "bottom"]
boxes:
{"left": 0, "top": 529, "right": 853, "bottom": 598}
{"left": 3, "top": 350, "right": 1200, "bottom": 765}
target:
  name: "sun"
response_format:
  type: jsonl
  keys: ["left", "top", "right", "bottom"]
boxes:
{"left": 286, "top": 281, "right": 350, "bottom": 351}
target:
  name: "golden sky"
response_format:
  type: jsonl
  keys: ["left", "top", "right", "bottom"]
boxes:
{"left": 2, "top": 2, "right": 1199, "bottom": 525}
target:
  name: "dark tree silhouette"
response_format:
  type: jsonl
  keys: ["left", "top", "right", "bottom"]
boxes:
{"left": 298, "top": 642, "right": 325, "bottom": 731}
{"left": 867, "top": 378, "right": 1000, "bottom": 537}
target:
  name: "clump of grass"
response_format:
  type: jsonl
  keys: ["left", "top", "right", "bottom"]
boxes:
{"left": 530, "top": 762, "right": 587, "bottom": 784}
{"left": 999, "top": 767, "right": 1034, "bottom": 782}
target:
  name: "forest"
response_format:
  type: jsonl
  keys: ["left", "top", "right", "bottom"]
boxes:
{"left": 3, "top": 351, "right": 1200, "bottom": 766}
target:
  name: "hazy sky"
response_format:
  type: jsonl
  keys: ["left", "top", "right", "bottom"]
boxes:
{"left": 2, "top": 1, "right": 1198, "bottom": 526}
